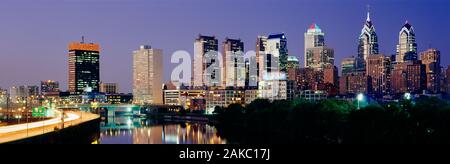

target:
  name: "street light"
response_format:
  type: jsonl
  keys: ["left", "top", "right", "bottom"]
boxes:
{"left": 357, "top": 93, "right": 364, "bottom": 110}
{"left": 404, "top": 93, "right": 412, "bottom": 100}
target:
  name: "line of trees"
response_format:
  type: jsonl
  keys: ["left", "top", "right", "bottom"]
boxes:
{"left": 213, "top": 97, "right": 450, "bottom": 144}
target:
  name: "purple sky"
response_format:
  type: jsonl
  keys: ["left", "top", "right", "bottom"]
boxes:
{"left": 0, "top": 0, "right": 449, "bottom": 93}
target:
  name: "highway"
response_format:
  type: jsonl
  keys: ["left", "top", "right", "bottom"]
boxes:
{"left": 0, "top": 110, "right": 99, "bottom": 144}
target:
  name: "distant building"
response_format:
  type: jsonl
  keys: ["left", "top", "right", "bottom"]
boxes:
{"left": 41, "top": 80, "right": 60, "bottom": 95}
{"left": 358, "top": 10, "right": 379, "bottom": 70}
{"left": 391, "top": 61, "right": 425, "bottom": 94}
{"left": 106, "top": 94, "right": 133, "bottom": 104}
{"left": 206, "top": 89, "right": 245, "bottom": 114}
{"left": 222, "top": 38, "right": 245, "bottom": 88}
{"left": 339, "top": 72, "right": 370, "bottom": 95}
{"left": 100, "top": 83, "right": 119, "bottom": 94}
{"left": 9, "top": 85, "right": 39, "bottom": 103}
{"left": 446, "top": 67, "right": 450, "bottom": 94}
{"left": 244, "top": 89, "right": 259, "bottom": 105}
{"left": 258, "top": 80, "right": 294, "bottom": 101}
{"left": 323, "top": 64, "right": 338, "bottom": 86}
{"left": 259, "top": 33, "right": 288, "bottom": 80}
{"left": 286, "top": 56, "right": 300, "bottom": 81}
{"left": 305, "top": 46, "right": 334, "bottom": 71}
{"left": 296, "top": 68, "right": 324, "bottom": 91}
{"left": 256, "top": 36, "right": 268, "bottom": 82}
{"left": 193, "top": 35, "right": 220, "bottom": 87}
{"left": 0, "top": 89, "right": 7, "bottom": 109}
{"left": 420, "top": 48, "right": 441, "bottom": 94}
{"left": 396, "top": 21, "right": 417, "bottom": 63}
{"left": 341, "top": 57, "right": 357, "bottom": 75}
{"left": 299, "top": 90, "right": 327, "bottom": 101}
{"left": 68, "top": 40, "right": 100, "bottom": 93}
{"left": 133, "top": 45, "right": 163, "bottom": 105}
{"left": 304, "top": 23, "right": 325, "bottom": 68}
{"left": 366, "top": 54, "right": 391, "bottom": 97}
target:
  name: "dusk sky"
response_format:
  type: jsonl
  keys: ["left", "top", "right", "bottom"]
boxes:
{"left": 0, "top": 0, "right": 449, "bottom": 93}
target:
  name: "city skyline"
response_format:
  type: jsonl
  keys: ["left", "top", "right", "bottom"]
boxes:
{"left": 0, "top": 0, "right": 449, "bottom": 93}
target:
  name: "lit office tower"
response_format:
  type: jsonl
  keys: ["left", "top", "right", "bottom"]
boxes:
{"left": 391, "top": 61, "right": 425, "bottom": 94}
{"left": 286, "top": 56, "right": 300, "bottom": 81}
{"left": 193, "top": 35, "right": 219, "bottom": 87}
{"left": 396, "top": 21, "right": 417, "bottom": 63}
{"left": 305, "top": 46, "right": 334, "bottom": 70}
{"left": 100, "top": 83, "right": 119, "bottom": 94}
{"left": 366, "top": 55, "right": 391, "bottom": 97}
{"left": 446, "top": 67, "right": 450, "bottom": 94}
{"left": 68, "top": 40, "right": 100, "bottom": 93}
{"left": 222, "top": 38, "right": 245, "bottom": 88}
{"left": 133, "top": 45, "right": 163, "bottom": 105}
{"left": 421, "top": 48, "right": 441, "bottom": 94}
{"left": 304, "top": 23, "right": 325, "bottom": 68}
{"left": 357, "top": 10, "right": 379, "bottom": 70}
{"left": 256, "top": 36, "right": 268, "bottom": 81}
{"left": 341, "top": 57, "right": 357, "bottom": 75}
{"left": 260, "top": 33, "right": 288, "bottom": 80}
{"left": 245, "top": 56, "right": 258, "bottom": 89}
{"left": 41, "top": 80, "right": 60, "bottom": 94}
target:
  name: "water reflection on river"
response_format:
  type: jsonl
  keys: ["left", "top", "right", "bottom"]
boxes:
{"left": 99, "top": 116, "right": 226, "bottom": 144}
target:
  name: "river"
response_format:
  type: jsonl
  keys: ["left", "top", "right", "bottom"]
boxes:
{"left": 99, "top": 116, "right": 227, "bottom": 144}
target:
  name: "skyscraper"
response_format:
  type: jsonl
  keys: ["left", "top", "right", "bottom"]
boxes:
{"left": 421, "top": 48, "right": 441, "bottom": 94}
{"left": 304, "top": 23, "right": 325, "bottom": 68}
{"left": 366, "top": 54, "right": 391, "bottom": 97}
{"left": 357, "top": 10, "right": 379, "bottom": 70}
{"left": 286, "top": 56, "right": 300, "bottom": 81}
{"left": 446, "top": 66, "right": 450, "bottom": 94}
{"left": 396, "top": 21, "right": 417, "bottom": 63}
{"left": 222, "top": 38, "right": 245, "bottom": 88}
{"left": 391, "top": 61, "right": 425, "bottom": 94}
{"left": 133, "top": 45, "right": 163, "bottom": 105}
{"left": 305, "top": 46, "right": 334, "bottom": 70}
{"left": 256, "top": 36, "right": 268, "bottom": 82}
{"left": 261, "top": 33, "right": 288, "bottom": 80}
{"left": 193, "top": 35, "right": 219, "bottom": 87}
{"left": 68, "top": 41, "right": 100, "bottom": 93}
{"left": 341, "top": 57, "right": 357, "bottom": 75}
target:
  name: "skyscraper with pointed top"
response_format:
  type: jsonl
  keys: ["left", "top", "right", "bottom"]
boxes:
{"left": 396, "top": 21, "right": 417, "bottom": 63}
{"left": 357, "top": 9, "right": 379, "bottom": 70}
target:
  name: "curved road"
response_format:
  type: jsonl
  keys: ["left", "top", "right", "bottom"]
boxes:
{"left": 0, "top": 110, "right": 99, "bottom": 144}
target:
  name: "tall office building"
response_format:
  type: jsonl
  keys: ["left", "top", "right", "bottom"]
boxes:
{"left": 287, "top": 56, "right": 300, "bottom": 81}
{"left": 357, "top": 10, "right": 379, "bottom": 70}
{"left": 100, "top": 82, "right": 119, "bottom": 94}
{"left": 193, "top": 35, "right": 220, "bottom": 87}
{"left": 421, "top": 48, "right": 441, "bottom": 94}
{"left": 68, "top": 40, "right": 100, "bottom": 93}
{"left": 396, "top": 21, "right": 417, "bottom": 63}
{"left": 446, "top": 66, "right": 450, "bottom": 94}
{"left": 133, "top": 45, "right": 163, "bottom": 105}
{"left": 305, "top": 46, "right": 334, "bottom": 70}
{"left": 366, "top": 55, "right": 391, "bottom": 97}
{"left": 260, "top": 33, "right": 288, "bottom": 80}
{"left": 222, "top": 38, "right": 245, "bottom": 88}
{"left": 256, "top": 36, "right": 268, "bottom": 82}
{"left": 339, "top": 72, "right": 370, "bottom": 95}
{"left": 391, "top": 61, "right": 425, "bottom": 94}
{"left": 323, "top": 64, "right": 338, "bottom": 86}
{"left": 341, "top": 57, "right": 357, "bottom": 75}
{"left": 245, "top": 56, "right": 258, "bottom": 89}
{"left": 304, "top": 23, "right": 325, "bottom": 68}
{"left": 41, "top": 80, "right": 60, "bottom": 94}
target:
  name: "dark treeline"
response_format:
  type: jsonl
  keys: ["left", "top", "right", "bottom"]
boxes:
{"left": 213, "top": 97, "right": 450, "bottom": 144}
